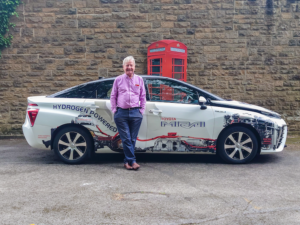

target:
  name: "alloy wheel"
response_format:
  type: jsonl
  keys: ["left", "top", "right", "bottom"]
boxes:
{"left": 224, "top": 132, "right": 253, "bottom": 161}
{"left": 58, "top": 132, "right": 87, "bottom": 161}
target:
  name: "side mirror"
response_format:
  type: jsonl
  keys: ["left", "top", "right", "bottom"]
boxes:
{"left": 199, "top": 96, "right": 207, "bottom": 105}
{"left": 198, "top": 96, "right": 207, "bottom": 110}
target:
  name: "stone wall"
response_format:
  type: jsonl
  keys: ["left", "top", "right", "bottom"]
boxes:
{"left": 1, "top": 0, "right": 300, "bottom": 134}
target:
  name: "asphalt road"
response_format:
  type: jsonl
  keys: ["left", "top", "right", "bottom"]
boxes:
{"left": 1, "top": 139, "right": 300, "bottom": 225}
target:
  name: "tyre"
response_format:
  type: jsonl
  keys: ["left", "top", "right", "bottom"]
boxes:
{"left": 53, "top": 126, "right": 93, "bottom": 164}
{"left": 218, "top": 126, "right": 258, "bottom": 164}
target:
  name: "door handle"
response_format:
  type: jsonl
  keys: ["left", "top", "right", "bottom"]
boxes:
{"left": 87, "top": 104, "right": 99, "bottom": 111}
{"left": 149, "top": 109, "right": 162, "bottom": 114}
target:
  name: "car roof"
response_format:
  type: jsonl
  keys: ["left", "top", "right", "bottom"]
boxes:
{"left": 85, "top": 75, "right": 189, "bottom": 85}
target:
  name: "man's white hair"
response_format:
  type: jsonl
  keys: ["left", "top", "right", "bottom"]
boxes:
{"left": 123, "top": 56, "right": 135, "bottom": 66}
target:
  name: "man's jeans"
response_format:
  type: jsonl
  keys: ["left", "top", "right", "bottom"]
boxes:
{"left": 114, "top": 108, "right": 143, "bottom": 165}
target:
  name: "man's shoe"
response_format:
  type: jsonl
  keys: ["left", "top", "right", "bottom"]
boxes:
{"left": 124, "top": 163, "right": 133, "bottom": 170}
{"left": 131, "top": 162, "right": 140, "bottom": 170}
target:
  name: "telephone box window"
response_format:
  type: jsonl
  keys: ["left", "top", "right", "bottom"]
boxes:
{"left": 150, "top": 58, "right": 162, "bottom": 76}
{"left": 172, "top": 59, "right": 184, "bottom": 80}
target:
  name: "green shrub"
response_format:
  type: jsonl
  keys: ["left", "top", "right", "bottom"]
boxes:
{"left": 0, "top": 0, "right": 21, "bottom": 58}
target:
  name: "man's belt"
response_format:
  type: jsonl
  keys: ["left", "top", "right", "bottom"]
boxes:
{"left": 118, "top": 107, "right": 141, "bottom": 110}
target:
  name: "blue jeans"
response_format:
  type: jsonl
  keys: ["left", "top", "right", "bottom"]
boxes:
{"left": 114, "top": 108, "right": 143, "bottom": 165}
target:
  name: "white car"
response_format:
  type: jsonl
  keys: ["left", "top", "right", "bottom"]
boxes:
{"left": 22, "top": 76, "right": 287, "bottom": 164}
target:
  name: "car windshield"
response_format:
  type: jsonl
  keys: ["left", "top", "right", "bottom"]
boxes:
{"left": 194, "top": 87, "right": 224, "bottom": 101}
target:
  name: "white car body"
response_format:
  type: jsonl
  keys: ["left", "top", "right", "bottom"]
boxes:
{"left": 22, "top": 76, "right": 287, "bottom": 163}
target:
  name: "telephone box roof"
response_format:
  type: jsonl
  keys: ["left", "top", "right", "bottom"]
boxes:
{"left": 148, "top": 40, "right": 187, "bottom": 49}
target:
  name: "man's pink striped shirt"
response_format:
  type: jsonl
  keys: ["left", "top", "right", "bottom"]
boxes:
{"left": 110, "top": 73, "right": 146, "bottom": 114}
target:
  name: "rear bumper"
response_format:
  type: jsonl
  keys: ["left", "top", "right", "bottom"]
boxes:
{"left": 22, "top": 117, "right": 51, "bottom": 150}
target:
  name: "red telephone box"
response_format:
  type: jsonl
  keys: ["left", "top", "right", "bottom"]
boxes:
{"left": 147, "top": 40, "right": 187, "bottom": 82}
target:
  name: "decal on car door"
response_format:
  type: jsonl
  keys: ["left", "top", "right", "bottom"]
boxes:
{"left": 44, "top": 103, "right": 217, "bottom": 153}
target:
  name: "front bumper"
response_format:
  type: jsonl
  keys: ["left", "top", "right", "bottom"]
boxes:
{"left": 261, "top": 125, "right": 287, "bottom": 154}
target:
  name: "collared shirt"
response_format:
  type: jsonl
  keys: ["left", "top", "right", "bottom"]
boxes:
{"left": 110, "top": 73, "right": 146, "bottom": 114}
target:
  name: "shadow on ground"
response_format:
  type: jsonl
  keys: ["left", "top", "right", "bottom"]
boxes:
{"left": 87, "top": 152, "right": 281, "bottom": 165}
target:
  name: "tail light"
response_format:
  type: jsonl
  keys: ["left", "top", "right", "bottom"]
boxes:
{"left": 28, "top": 103, "right": 38, "bottom": 106}
{"left": 27, "top": 109, "right": 39, "bottom": 127}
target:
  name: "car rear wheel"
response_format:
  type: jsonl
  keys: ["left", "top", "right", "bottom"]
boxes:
{"left": 53, "top": 126, "right": 92, "bottom": 164}
{"left": 218, "top": 126, "right": 258, "bottom": 164}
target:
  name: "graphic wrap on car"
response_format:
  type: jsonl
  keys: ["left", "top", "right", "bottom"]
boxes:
{"left": 223, "top": 113, "right": 285, "bottom": 150}
{"left": 43, "top": 104, "right": 216, "bottom": 153}
{"left": 90, "top": 128, "right": 216, "bottom": 153}
{"left": 161, "top": 121, "right": 205, "bottom": 128}
{"left": 52, "top": 104, "right": 118, "bottom": 132}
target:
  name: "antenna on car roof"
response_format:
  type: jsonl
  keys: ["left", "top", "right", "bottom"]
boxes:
{"left": 98, "top": 77, "right": 104, "bottom": 79}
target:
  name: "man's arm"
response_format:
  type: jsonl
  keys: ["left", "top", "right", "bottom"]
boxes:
{"left": 110, "top": 79, "right": 118, "bottom": 114}
{"left": 139, "top": 78, "right": 146, "bottom": 114}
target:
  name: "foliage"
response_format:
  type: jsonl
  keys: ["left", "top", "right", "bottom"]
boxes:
{"left": 0, "top": 0, "right": 21, "bottom": 58}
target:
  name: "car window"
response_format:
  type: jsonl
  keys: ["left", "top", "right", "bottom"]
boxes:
{"left": 145, "top": 79, "right": 199, "bottom": 104}
{"left": 53, "top": 82, "right": 100, "bottom": 98}
{"left": 95, "top": 80, "right": 114, "bottom": 99}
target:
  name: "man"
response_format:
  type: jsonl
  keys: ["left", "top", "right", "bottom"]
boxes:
{"left": 110, "top": 56, "right": 146, "bottom": 170}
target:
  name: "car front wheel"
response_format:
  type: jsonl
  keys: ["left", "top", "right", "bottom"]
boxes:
{"left": 218, "top": 126, "right": 258, "bottom": 164}
{"left": 53, "top": 126, "right": 92, "bottom": 164}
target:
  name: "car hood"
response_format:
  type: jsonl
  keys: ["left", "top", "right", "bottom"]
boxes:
{"left": 210, "top": 100, "right": 281, "bottom": 118}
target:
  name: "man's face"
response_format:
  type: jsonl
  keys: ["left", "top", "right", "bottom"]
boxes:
{"left": 123, "top": 60, "right": 135, "bottom": 77}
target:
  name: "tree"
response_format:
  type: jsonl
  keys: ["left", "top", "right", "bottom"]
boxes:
{"left": 0, "top": 0, "right": 21, "bottom": 58}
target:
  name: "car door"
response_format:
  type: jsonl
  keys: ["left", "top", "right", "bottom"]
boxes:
{"left": 143, "top": 78, "right": 216, "bottom": 152}
{"left": 84, "top": 79, "right": 148, "bottom": 151}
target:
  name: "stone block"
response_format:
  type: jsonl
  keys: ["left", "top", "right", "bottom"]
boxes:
{"left": 31, "top": 64, "right": 46, "bottom": 70}
{"left": 64, "top": 46, "right": 73, "bottom": 55}
{"left": 283, "top": 81, "right": 299, "bottom": 87}
{"left": 112, "top": 13, "right": 129, "bottom": 20}
{"left": 187, "top": 29, "right": 195, "bottom": 35}
{"left": 165, "top": 15, "right": 177, "bottom": 21}
{"left": 204, "top": 46, "right": 220, "bottom": 52}
{"left": 100, "top": 0, "right": 123, "bottom": 3}
{"left": 139, "top": 5, "right": 151, "bottom": 13}
{"left": 152, "top": 21, "right": 161, "bottom": 28}
{"left": 191, "top": 20, "right": 211, "bottom": 28}
{"left": 89, "top": 46, "right": 107, "bottom": 53}
{"left": 21, "top": 28, "right": 33, "bottom": 37}
{"left": 25, "top": 17, "right": 43, "bottom": 23}
{"left": 174, "top": 22, "right": 190, "bottom": 28}
{"left": 161, "top": 22, "right": 174, "bottom": 28}
{"left": 134, "top": 22, "right": 151, "bottom": 29}
{"left": 78, "top": 20, "right": 90, "bottom": 28}
{"left": 86, "top": 0, "right": 100, "bottom": 7}
{"left": 68, "top": 8, "right": 77, "bottom": 14}
{"left": 177, "top": 15, "right": 187, "bottom": 21}
{"left": 94, "top": 8, "right": 112, "bottom": 14}
{"left": 174, "top": 0, "right": 191, "bottom": 3}
{"left": 129, "top": 13, "right": 147, "bottom": 20}
{"left": 73, "top": 1, "right": 86, "bottom": 7}
{"left": 190, "top": 12, "right": 208, "bottom": 19}
{"left": 170, "top": 28, "right": 186, "bottom": 34}
{"left": 53, "top": 81, "right": 67, "bottom": 87}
